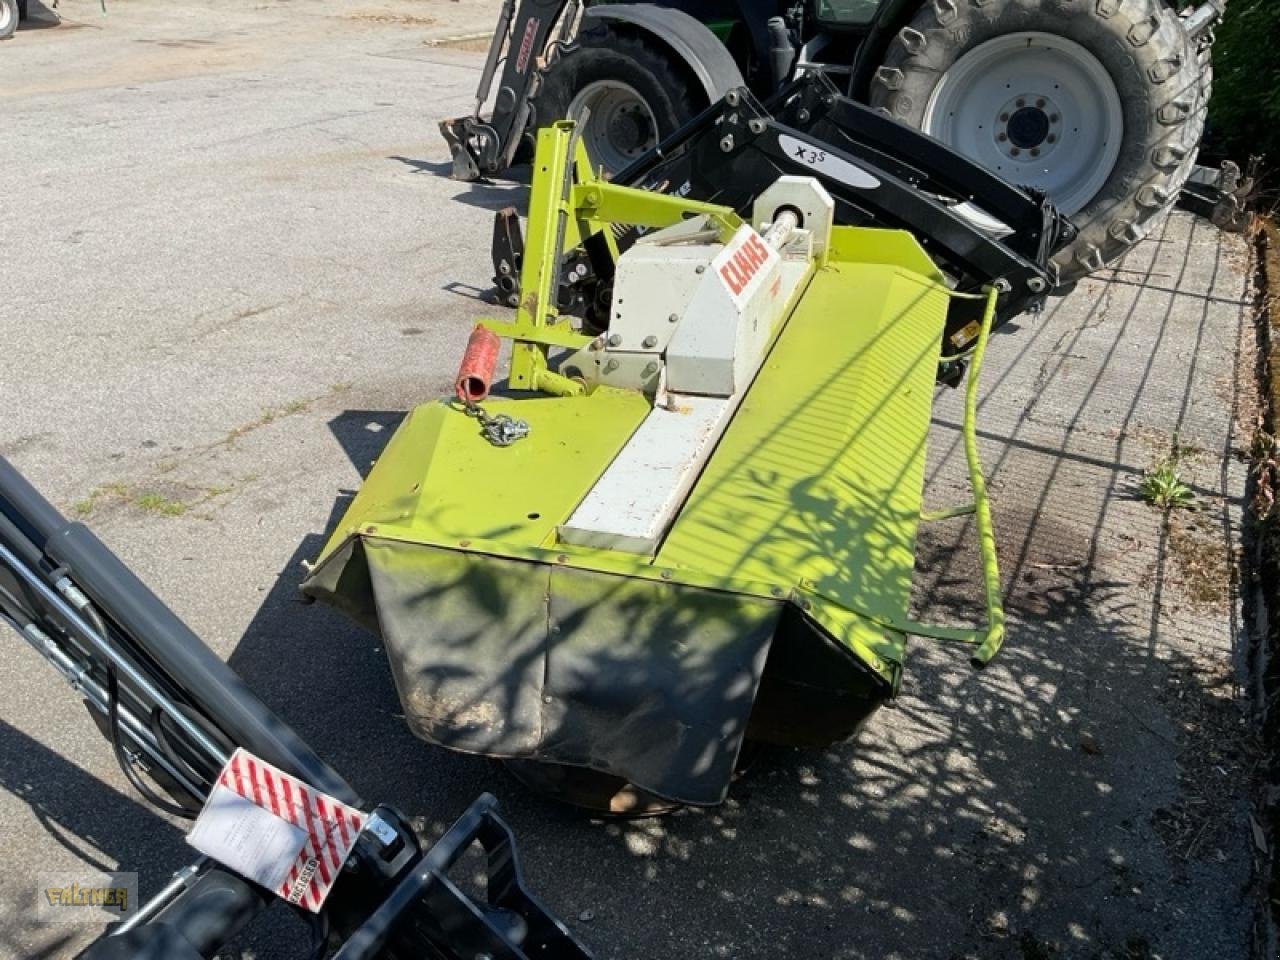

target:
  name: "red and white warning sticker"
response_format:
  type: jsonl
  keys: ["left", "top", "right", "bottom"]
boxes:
{"left": 187, "top": 748, "right": 367, "bottom": 912}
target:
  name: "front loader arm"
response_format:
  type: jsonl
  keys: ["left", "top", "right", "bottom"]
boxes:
{"left": 490, "top": 73, "right": 1076, "bottom": 355}
{"left": 439, "top": 0, "right": 576, "bottom": 180}
{"left": 615, "top": 74, "right": 1073, "bottom": 312}
{"left": 0, "top": 455, "right": 593, "bottom": 960}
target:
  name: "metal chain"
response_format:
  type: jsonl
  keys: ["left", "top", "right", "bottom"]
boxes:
{"left": 463, "top": 399, "right": 530, "bottom": 447}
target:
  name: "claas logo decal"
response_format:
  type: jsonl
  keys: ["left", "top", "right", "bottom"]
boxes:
{"left": 718, "top": 232, "right": 772, "bottom": 297}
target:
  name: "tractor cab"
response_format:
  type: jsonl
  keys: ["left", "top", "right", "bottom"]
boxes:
{"left": 810, "top": 0, "right": 880, "bottom": 29}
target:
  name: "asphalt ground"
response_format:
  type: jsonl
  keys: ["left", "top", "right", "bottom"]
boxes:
{"left": 0, "top": 3, "right": 1266, "bottom": 958}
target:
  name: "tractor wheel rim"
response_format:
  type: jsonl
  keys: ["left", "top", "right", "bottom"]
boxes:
{"left": 0, "top": 3, "right": 13, "bottom": 32}
{"left": 566, "top": 80, "right": 659, "bottom": 174}
{"left": 923, "top": 31, "right": 1124, "bottom": 218}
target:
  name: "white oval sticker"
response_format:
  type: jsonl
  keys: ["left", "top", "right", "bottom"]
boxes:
{"left": 778, "top": 133, "right": 881, "bottom": 191}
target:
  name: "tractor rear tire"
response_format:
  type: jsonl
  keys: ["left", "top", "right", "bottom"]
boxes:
{"left": 869, "top": 0, "right": 1208, "bottom": 284}
{"left": 0, "top": 0, "right": 18, "bottom": 38}
{"left": 532, "top": 24, "right": 704, "bottom": 175}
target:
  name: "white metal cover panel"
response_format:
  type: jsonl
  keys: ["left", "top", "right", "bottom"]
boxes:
{"left": 557, "top": 395, "right": 731, "bottom": 555}
{"left": 609, "top": 242, "right": 712, "bottom": 354}
{"left": 666, "top": 225, "right": 782, "bottom": 396}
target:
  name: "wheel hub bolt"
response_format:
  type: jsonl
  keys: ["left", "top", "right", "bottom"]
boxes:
{"left": 1047, "top": 134, "right": 1057, "bottom": 144}
{"left": 1016, "top": 98, "right": 1026, "bottom": 108}
{"left": 1030, "top": 148, "right": 1040, "bottom": 157}
{"left": 1036, "top": 98, "right": 1046, "bottom": 108}
{"left": 1000, "top": 112, "right": 1010, "bottom": 122}
{"left": 997, "top": 132, "right": 1008, "bottom": 142}
{"left": 1011, "top": 148, "right": 1021, "bottom": 156}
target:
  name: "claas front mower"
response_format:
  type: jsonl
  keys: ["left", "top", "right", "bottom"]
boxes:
{"left": 302, "top": 87, "right": 1074, "bottom": 813}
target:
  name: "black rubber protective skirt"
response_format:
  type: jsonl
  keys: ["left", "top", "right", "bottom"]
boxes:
{"left": 305, "top": 536, "right": 785, "bottom": 806}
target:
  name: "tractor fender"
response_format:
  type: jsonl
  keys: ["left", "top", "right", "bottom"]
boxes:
{"left": 580, "top": 4, "right": 746, "bottom": 103}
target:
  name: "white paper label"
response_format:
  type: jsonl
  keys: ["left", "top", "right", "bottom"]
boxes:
{"left": 188, "top": 784, "right": 308, "bottom": 892}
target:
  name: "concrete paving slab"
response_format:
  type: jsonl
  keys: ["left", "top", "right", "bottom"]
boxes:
{"left": 0, "top": 4, "right": 1264, "bottom": 958}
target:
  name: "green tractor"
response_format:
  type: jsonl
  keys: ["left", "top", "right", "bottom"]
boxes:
{"left": 441, "top": 0, "right": 1224, "bottom": 283}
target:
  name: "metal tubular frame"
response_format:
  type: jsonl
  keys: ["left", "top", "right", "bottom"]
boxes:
{"left": 905, "top": 285, "right": 1006, "bottom": 666}
{"left": 481, "top": 120, "right": 744, "bottom": 395}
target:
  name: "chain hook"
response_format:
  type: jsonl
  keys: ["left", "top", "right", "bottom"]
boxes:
{"left": 462, "top": 399, "right": 530, "bottom": 447}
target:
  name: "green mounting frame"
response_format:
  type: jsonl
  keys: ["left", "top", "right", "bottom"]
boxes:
{"left": 477, "top": 121, "right": 744, "bottom": 395}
